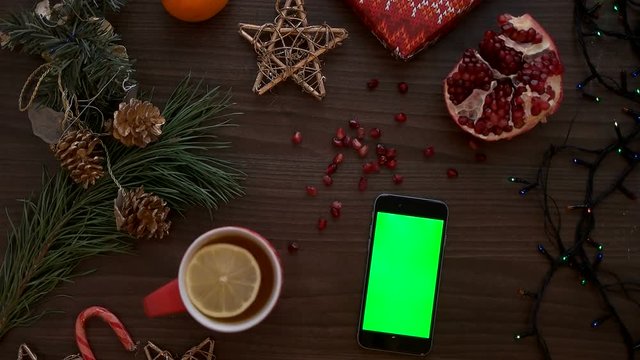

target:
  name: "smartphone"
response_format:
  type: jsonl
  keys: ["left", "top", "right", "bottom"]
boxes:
{"left": 357, "top": 194, "right": 448, "bottom": 356}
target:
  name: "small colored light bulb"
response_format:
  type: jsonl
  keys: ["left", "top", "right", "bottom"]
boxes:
{"left": 591, "top": 319, "right": 601, "bottom": 328}
{"left": 561, "top": 255, "right": 569, "bottom": 263}
{"left": 577, "top": 82, "right": 584, "bottom": 89}
{"left": 596, "top": 31, "right": 602, "bottom": 37}
{"left": 597, "top": 244, "right": 604, "bottom": 251}
{"left": 613, "top": 4, "right": 619, "bottom": 11}
{"left": 537, "top": 244, "right": 546, "bottom": 254}
{"left": 596, "top": 253, "right": 604, "bottom": 262}
{"left": 514, "top": 334, "right": 522, "bottom": 340}
{"left": 580, "top": 278, "right": 588, "bottom": 286}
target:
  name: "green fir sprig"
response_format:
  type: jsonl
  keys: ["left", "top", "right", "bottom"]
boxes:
{"left": 0, "top": 77, "right": 244, "bottom": 339}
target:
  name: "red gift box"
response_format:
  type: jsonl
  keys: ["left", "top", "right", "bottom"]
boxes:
{"left": 345, "top": 0, "right": 481, "bottom": 60}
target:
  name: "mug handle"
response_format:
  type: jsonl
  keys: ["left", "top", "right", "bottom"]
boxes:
{"left": 143, "top": 278, "right": 187, "bottom": 317}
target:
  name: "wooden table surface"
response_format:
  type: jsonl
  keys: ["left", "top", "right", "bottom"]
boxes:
{"left": 1, "top": 0, "right": 639, "bottom": 359}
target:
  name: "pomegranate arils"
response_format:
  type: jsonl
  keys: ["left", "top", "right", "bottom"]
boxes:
{"left": 363, "top": 162, "right": 380, "bottom": 174}
{"left": 333, "top": 153, "right": 344, "bottom": 164}
{"left": 385, "top": 147, "right": 397, "bottom": 159}
{"left": 398, "top": 82, "right": 409, "bottom": 94}
{"left": 326, "top": 163, "right": 337, "bottom": 175}
{"left": 306, "top": 185, "right": 318, "bottom": 196}
{"left": 423, "top": 146, "right": 435, "bottom": 158}
{"left": 446, "top": 50, "right": 493, "bottom": 105}
{"left": 479, "top": 31, "right": 523, "bottom": 75}
{"left": 394, "top": 112, "right": 407, "bottom": 123}
{"left": 342, "top": 135, "right": 352, "bottom": 147}
{"left": 369, "top": 127, "right": 382, "bottom": 138}
{"left": 288, "top": 241, "right": 300, "bottom": 253}
{"left": 351, "top": 138, "right": 363, "bottom": 150}
{"left": 392, "top": 174, "right": 404, "bottom": 184}
{"left": 349, "top": 119, "right": 361, "bottom": 129}
{"left": 376, "top": 143, "right": 386, "bottom": 155}
{"left": 447, "top": 168, "right": 459, "bottom": 178}
{"left": 366, "top": 79, "right": 379, "bottom": 90}
{"left": 332, "top": 137, "right": 344, "bottom": 148}
{"left": 331, "top": 201, "right": 343, "bottom": 210}
{"left": 358, "top": 176, "right": 368, "bottom": 191}
{"left": 357, "top": 127, "right": 366, "bottom": 140}
{"left": 377, "top": 155, "right": 387, "bottom": 165}
{"left": 358, "top": 145, "right": 369, "bottom": 158}
{"left": 330, "top": 201, "right": 342, "bottom": 218}
{"left": 291, "top": 131, "right": 303, "bottom": 145}
{"left": 501, "top": 23, "right": 543, "bottom": 44}
{"left": 386, "top": 159, "right": 397, "bottom": 170}
{"left": 336, "top": 127, "right": 346, "bottom": 140}
{"left": 322, "top": 175, "right": 333, "bottom": 186}
{"left": 317, "top": 218, "right": 328, "bottom": 231}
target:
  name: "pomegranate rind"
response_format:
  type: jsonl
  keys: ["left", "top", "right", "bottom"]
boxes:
{"left": 443, "top": 13, "right": 564, "bottom": 141}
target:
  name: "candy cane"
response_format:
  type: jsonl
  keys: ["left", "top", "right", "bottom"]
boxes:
{"left": 75, "top": 306, "right": 136, "bottom": 360}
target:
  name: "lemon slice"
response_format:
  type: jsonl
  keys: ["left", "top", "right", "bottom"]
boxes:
{"left": 186, "top": 243, "right": 261, "bottom": 318}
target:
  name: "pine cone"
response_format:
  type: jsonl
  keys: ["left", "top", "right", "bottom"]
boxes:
{"left": 112, "top": 98, "right": 165, "bottom": 147}
{"left": 114, "top": 187, "right": 171, "bottom": 240}
{"left": 52, "top": 129, "right": 104, "bottom": 188}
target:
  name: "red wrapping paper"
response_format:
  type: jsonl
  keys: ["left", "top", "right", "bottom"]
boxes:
{"left": 345, "top": 0, "right": 481, "bottom": 60}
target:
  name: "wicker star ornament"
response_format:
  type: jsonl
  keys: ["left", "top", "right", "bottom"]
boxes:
{"left": 239, "top": 0, "right": 348, "bottom": 100}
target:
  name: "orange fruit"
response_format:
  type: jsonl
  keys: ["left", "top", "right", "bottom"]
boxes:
{"left": 161, "top": 0, "right": 229, "bottom": 23}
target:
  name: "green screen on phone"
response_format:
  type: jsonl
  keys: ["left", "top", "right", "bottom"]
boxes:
{"left": 362, "top": 211, "right": 444, "bottom": 339}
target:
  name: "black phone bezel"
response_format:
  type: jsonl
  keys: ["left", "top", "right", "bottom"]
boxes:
{"left": 357, "top": 194, "right": 448, "bottom": 356}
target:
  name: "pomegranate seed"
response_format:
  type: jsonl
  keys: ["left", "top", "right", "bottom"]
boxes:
{"left": 398, "top": 82, "right": 409, "bottom": 94}
{"left": 366, "top": 79, "right": 379, "bottom": 90}
{"left": 447, "top": 168, "right": 459, "bottom": 178}
{"left": 369, "top": 127, "right": 382, "bottom": 139}
{"left": 358, "top": 145, "right": 369, "bottom": 158}
{"left": 342, "top": 135, "right": 352, "bottom": 147}
{"left": 386, "top": 159, "right": 397, "bottom": 170}
{"left": 349, "top": 119, "right": 361, "bottom": 129}
{"left": 317, "top": 218, "right": 328, "bottom": 231}
{"left": 363, "top": 162, "right": 380, "bottom": 174}
{"left": 333, "top": 153, "right": 344, "bottom": 164}
{"left": 330, "top": 201, "right": 342, "bottom": 218}
{"left": 336, "top": 127, "right": 346, "bottom": 140}
{"left": 394, "top": 113, "right": 407, "bottom": 123}
{"left": 306, "top": 185, "right": 318, "bottom": 196}
{"left": 331, "top": 200, "right": 343, "bottom": 210}
{"left": 392, "top": 174, "right": 404, "bottom": 184}
{"left": 291, "top": 131, "right": 303, "bottom": 144}
{"left": 475, "top": 153, "right": 487, "bottom": 162}
{"left": 385, "top": 147, "right": 397, "bottom": 159}
{"left": 377, "top": 155, "right": 387, "bottom": 165}
{"left": 326, "top": 163, "right": 337, "bottom": 175}
{"left": 376, "top": 143, "right": 386, "bottom": 155}
{"left": 423, "top": 146, "right": 435, "bottom": 158}
{"left": 288, "top": 241, "right": 300, "bottom": 253}
{"left": 357, "top": 127, "right": 366, "bottom": 140}
{"left": 322, "top": 175, "right": 333, "bottom": 186}
{"left": 358, "top": 176, "right": 368, "bottom": 191}
{"left": 332, "top": 137, "right": 344, "bottom": 148}
{"left": 351, "top": 138, "right": 363, "bottom": 150}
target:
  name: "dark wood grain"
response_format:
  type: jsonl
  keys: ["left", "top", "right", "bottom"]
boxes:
{"left": 1, "top": 0, "right": 639, "bottom": 359}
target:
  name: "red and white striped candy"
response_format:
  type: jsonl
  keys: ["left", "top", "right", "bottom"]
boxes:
{"left": 75, "top": 306, "right": 136, "bottom": 360}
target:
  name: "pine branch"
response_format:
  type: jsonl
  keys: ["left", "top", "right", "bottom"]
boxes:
{"left": 0, "top": 76, "right": 244, "bottom": 340}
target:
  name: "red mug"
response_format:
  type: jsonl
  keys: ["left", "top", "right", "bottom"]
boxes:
{"left": 143, "top": 226, "right": 283, "bottom": 332}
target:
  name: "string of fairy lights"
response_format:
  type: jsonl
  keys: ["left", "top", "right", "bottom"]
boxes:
{"left": 510, "top": 1, "right": 640, "bottom": 359}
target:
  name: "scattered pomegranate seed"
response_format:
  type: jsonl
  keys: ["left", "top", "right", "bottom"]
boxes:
{"left": 358, "top": 145, "right": 369, "bottom": 158}
{"left": 369, "top": 127, "right": 382, "bottom": 139}
{"left": 367, "top": 79, "right": 379, "bottom": 90}
{"left": 317, "top": 218, "right": 328, "bottom": 231}
{"left": 331, "top": 200, "right": 343, "bottom": 210}
{"left": 423, "top": 146, "right": 435, "bottom": 158}
{"left": 292, "top": 131, "right": 303, "bottom": 144}
{"left": 363, "top": 162, "right": 380, "bottom": 174}
{"left": 336, "top": 127, "right": 346, "bottom": 140}
{"left": 447, "top": 168, "right": 459, "bottom": 178}
{"left": 333, "top": 153, "right": 344, "bottom": 164}
{"left": 357, "top": 127, "right": 366, "bottom": 140}
{"left": 330, "top": 201, "right": 342, "bottom": 218}
{"left": 288, "top": 241, "right": 300, "bottom": 253}
{"left": 332, "top": 137, "right": 344, "bottom": 148}
{"left": 342, "top": 135, "right": 352, "bottom": 147}
{"left": 377, "top": 155, "right": 387, "bottom": 165}
{"left": 349, "top": 119, "right": 361, "bottom": 129}
{"left": 322, "top": 175, "right": 333, "bottom": 186}
{"left": 468, "top": 139, "right": 479, "bottom": 151}
{"left": 305, "top": 185, "right": 318, "bottom": 196}
{"left": 398, "top": 82, "right": 409, "bottom": 94}
{"left": 386, "top": 159, "right": 397, "bottom": 170}
{"left": 392, "top": 174, "right": 404, "bottom": 184}
{"left": 326, "top": 163, "right": 337, "bottom": 175}
{"left": 358, "top": 176, "right": 368, "bottom": 191}
{"left": 394, "top": 113, "right": 407, "bottom": 123}
{"left": 351, "top": 138, "right": 363, "bottom": 150}
{"left": 385, "top": 147, "right": 397, "bottom": 159}
{"left": 475, "top": 153, "right": 487, "bottom": 162}
{"left": 376, "top": 143, "right": 386, "bottom": 155}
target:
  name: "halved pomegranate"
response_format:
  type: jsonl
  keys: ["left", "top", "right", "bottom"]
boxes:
{"left": 444, "top": 14, "right": 564, "bottom": 141}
